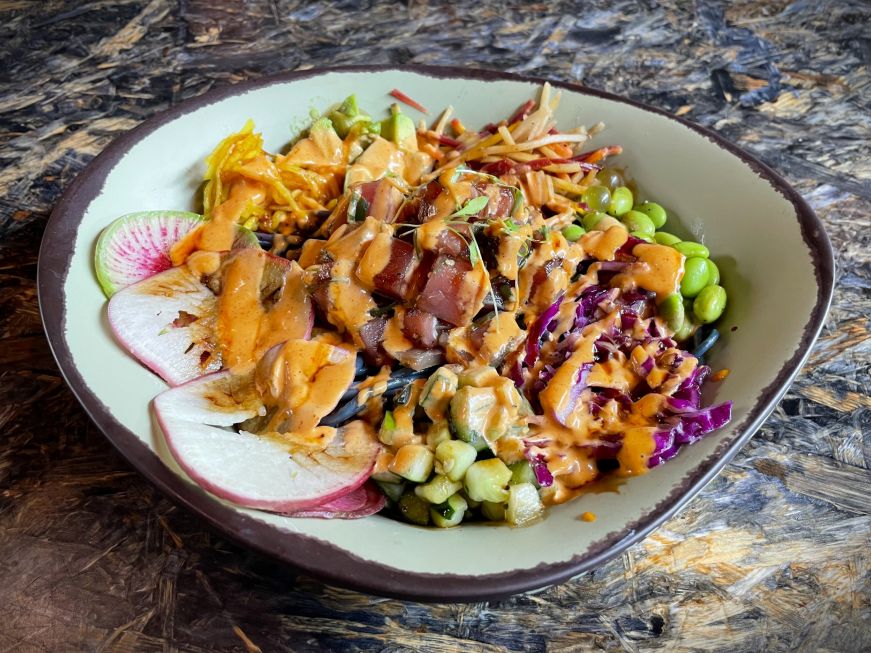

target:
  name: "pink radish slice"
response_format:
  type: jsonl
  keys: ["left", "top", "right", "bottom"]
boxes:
{"left": 281, "top": 482, "right": 386, "bottom": 519}
{"left": 94, "top": 210, "right": 258, "bottom": 297}
{"left": 108, "top": 266, "right": 221, "bottom": 386}
{"left": 108, "top": 251, "right": 314, "bottom": 386}
{"left": 154, "top": 371, "right": 381, "bottom": 512}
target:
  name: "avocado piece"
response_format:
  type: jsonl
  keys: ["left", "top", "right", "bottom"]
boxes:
{"left": 309, "top": 116, "right": 337, "bottom": 135}
{"left": 327, "top": 94, "right": 373, "bottom": 138}
{"left": 338, "top": 94, "right": 360, "bottom": 116}
{"left": 380, "top": 110, "right": 417, "bottom": 151}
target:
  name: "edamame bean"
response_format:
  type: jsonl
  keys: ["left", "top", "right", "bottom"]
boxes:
{"left": 680, "top": 256, "right": 710, "bottom": 298}
{"left": 705, "top": 258, "right": 720, "bottom": 286}
{"left": 674, "top": 240, "right": 710, "bottom": 258}
{"left": 635, "top": 202, "right": 667, "bottom": 229}
{"left": 607, "top": 186, "right": 634, "bottom": 217}
{"left": 653, "top": 231, "right": 682, "bottom": 246}
{"left": 658, "top": 293, "right": 685, "bottom": 332}
{"left": 581, "top": 186, "right": 611, "bottom": 214}
{"left": 630, "top": 231, "right": 653, "bottom": 243}
{"left": 562, "top": 224, "right": 585, "bottom": 242}
{"left": 693, "top": 285, "right": 727, "bottom": 324}
{"left": 621, "top": 210, "right": 656, "bottom": 238}
{"left": 582, "top": 211, "right": 609, "bottom": 231}
{"left": 596, "top": 168, "right": 623, "bottom": 190}
{"left": 673, "top": 315, "right": 696, "bottom": 342}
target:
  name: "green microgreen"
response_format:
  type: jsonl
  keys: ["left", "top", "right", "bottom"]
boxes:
{"left": 449, "top": 195, "right": 489, "bottom": 219}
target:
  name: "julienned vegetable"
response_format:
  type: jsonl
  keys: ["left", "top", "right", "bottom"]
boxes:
{"left": 98, "top": 83, "right": 733, "bottom": 528}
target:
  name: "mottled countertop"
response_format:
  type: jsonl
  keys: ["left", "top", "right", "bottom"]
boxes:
{"left": 1, "top": 1, "right": 869, "bottom": 651}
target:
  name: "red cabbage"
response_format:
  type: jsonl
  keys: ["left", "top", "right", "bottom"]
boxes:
{"left": 619, "top": 288, "right": 653, "bottom": 316}
{"left": 648, "top": 400, "right": 732, "bottom": 467}
{"left": 524, "top": 294, "right": 564, "bottom": 365}
{"left": 553, "top": 362, "right": 591, "bottom": 426}
{"left": 616, "top": 234, "right": 646, "bottom": 257}
{"left": 525, "top": 452, "right": 554, "bottom": 487}
{"left": 574, "top": 285, "right": 611, "bottom": 331}
{"left": 508, "top": 355, "right": 525, "bottom": 388}
{"left": 638, "top": 355, "right": 655, "bottom": 377}
{"left": 672, "top": 365, "right": 711, "bottom": 407}
{"left": 596, "top": 261, "right": 630, "bottom": 272}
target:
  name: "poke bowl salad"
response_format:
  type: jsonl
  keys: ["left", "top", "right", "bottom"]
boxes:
{"left": 96, "top": 84, "right": 732, "bottom": 528}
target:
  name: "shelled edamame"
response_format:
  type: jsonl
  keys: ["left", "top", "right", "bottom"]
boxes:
{"left": 574, "top": 168, "right": 728, "bottom": 338}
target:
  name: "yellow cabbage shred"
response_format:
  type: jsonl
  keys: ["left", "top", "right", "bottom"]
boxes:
{"left": 203, "top": 120, "right": 348, "bottom": 233}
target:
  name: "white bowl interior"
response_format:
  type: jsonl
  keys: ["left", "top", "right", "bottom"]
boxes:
{"left": 61, "top": 70, "right": 818, "bottom": 577}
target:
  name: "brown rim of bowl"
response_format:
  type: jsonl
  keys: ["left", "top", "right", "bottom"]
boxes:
{"left": 37, "top": 64, "right": 834, "bottom": 602}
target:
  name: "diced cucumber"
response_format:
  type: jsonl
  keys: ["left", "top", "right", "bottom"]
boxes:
{"left": 425, "top": 421, "right": 452, "bottom": 449}
{"left": 463, "top": 459, "right": 512, "bottom": 503}
{"left": 450, "top": 386, "right": 497, "bottom": 444}
{"left": 434, "top": 439, "right": 478, "bottom": 482}
{"left": 492, "top": 377, "right": 523, "bottom": 410}
{"left": 480, "top": 500, "right": 506, "bottom": 522}
{"left": 375, "top": 480, "right": 405, "bottom": 503}
{"left": 388, "top": 444, "right": 434, "bottom": 483}
{"left": 508, "top": 460, "right": 538, "bottom": 487}
{"left": 379, "top": 410, "right": 397, "bottom": 445}
{"left": 430, "top": 493, "right": 468, "bottom": 528}
{"left": 371, "top": 451, "right": 402, "bottom": 484}
{"left": 414, "top": 474, "right": 462, "bottom": 504}
{"left": 484, "top": 405, "right": 511, "bottom": 443}
{"left": 464, "top": 431, "right": 490, "bottom": 453}
{"left": 420, "top": 366, "right": 459, "bottom": 421}
{"left": 457, "top": 366, "right": 500, "bottom": 388}
{"left": 398, "top": 492, "right": 430, "bottom": 526}
{"left": 460, "top": 489, "right": 481, "bottom": 510}
{"left": 506, "top": 482, "right": 544, "bottom": 526}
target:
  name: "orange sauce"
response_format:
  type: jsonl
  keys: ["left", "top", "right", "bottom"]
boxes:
{"left": 217, "top": 249, "right": 266, "bottom": 371}
{"left": 580, "top": 225, "right": 628, "bottom": 261}
{"left": 171, "top": 177, "right": 267, "bottom": 273}
{"left": 613, "top": 243, "right": 685, "bottom": 299}
{"left": 167, "top": 134, "right": 707, "bottom": 507}
{"left": 258, "top": 339, "right": 356, "bottom": 434}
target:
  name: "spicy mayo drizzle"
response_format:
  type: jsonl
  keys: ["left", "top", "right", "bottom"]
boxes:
{"left": 169, "top": 127, "right": 696, "bottom": 503}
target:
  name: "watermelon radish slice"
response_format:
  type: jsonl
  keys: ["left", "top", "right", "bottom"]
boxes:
{"left": 153, "top": 370, "right": 381, "bottom": 512}
{"left": 107, "top": 250, "right": 313, "bottom": 386}
{"left": 282, "top": 482, "right": 385, "bottom": 519}
{"left": 108, "top": 265, "right": 221, "bottom": 386}
{"left": 94, "top": 210, "right": 259, "bottom": 297}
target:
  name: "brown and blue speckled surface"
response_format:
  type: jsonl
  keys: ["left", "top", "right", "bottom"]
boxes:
{"left": 1, "top": 1, "right": 869, "bottom": 651}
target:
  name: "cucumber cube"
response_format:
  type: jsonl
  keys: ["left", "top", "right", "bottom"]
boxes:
{"left": 506, "top": 482, "right": 544, "bottom": 526}
{"left": 430, "top": 493, "right": 468, "bottom": 528}
{"left": 415, "top": 474, "right": 463, "bottom": 504}
{"left": 425, "top": 422, "right": 452, "bottom": 449}
{"left": 463, "top": 458, "right": 511, "bottom": 503}
{"left": 457, "top": 366, "right": 500, "bottom": 388}
{"left": 508, "top": 460, "right": 538, "bottom": 486}
{"left": 420, "top": 367, "right": 459, "bottom": 421}
{"left": 398, "top": 492, "right": 430, "bottom": 526}
{"left": 434, "top": 439, "right": 478, "bottom": 482}
{"left": 450, "top": 386, "right": 496, "bottom": 443}
{"left": 480, "top": 500, "right": 506, "bottom": 522}
{"left": 388, "top": 444, "right": 434, "bottom": 483}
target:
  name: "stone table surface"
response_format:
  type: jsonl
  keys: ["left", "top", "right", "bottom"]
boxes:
{"left": 1, "top": 1, "right": 869, "bottom": 651}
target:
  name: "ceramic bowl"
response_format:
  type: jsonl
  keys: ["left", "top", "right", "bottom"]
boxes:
{"left": 38, "top": 66, "right": 833, "bottom": 601}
